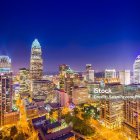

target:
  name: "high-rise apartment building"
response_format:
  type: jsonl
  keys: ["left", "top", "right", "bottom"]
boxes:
{"left": 86, "top": 64, "right": 92, "bottom": 72}
{"left": 19, "top": 68, "right": 30, "bottom": 93}
{"left": 119, "top": 70, "right": 130, "bottom": 85}
{"left": 30, "top": 39, "right": 43, "bottom": 80}
{"left": 65, "top": 76, "right": 74, "bottom": 97}
{"left": 59, "top": 64, "right": 69, "bottom": 90}
{"left": 59, "top": 64, "right": 74, "bottom": 94}
{"left": 123, "top": 85, "right": 140, "bottom": 139}
{"left": 0, "top": 56, "right": 11, "bottom": 72}
{"left": 88, "top": 70, "right": 94, "bottom": 82}
{"left": 0, "top": 56, "right": 13, "bottom": 126}
{"left": 100, "top": 84, "right": 124, "bottom": 129}
{"left": 133, "top": 55, "right": 140, "bottom": 83}
{"left": 86, "top": 64, "right": 94, "bottom": 82}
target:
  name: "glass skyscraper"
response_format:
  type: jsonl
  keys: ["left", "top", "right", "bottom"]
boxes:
{"left": 30, "top": 39, "right": 43, "bottom": 80}
{"left": 133, "top": 55, "right": 140, "bottom": 83}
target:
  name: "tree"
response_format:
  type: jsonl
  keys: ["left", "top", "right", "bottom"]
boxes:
{"left": 0, "top": 131, "right": 2, "bottom": 139}
{"left": 14, "top": 133, "right": 25, "bottom": 140}
{"left": 82, "top": 112, "right": 92, "bottom": 120}
{"left": 73, "top": 108, "right": 79, "bottom": 115}
{"left": 10, "top": 126, "right": 18, "bottom": 137}
{"left": 64, "top": 113, "right": 73, "bottom": 124}
{"left": 61, "top": 107, "right": 70, "bottom": 115}
{"left": 72, "top": 117, "right": 95, "bottom": 136}
{"left": 3, "top": 136, "right": 11, "bottom": 140}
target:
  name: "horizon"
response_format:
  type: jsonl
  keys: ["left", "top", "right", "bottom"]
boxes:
{"left": 0, "top": 0, "right": 140, "bottom": 72}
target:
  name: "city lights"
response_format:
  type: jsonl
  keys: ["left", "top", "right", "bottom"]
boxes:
{"left": 0, "top": 1, "right": 140, "bottom": 140}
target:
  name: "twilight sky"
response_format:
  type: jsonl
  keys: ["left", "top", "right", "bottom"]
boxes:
{"left": 0, "top": 0, "right": 140, "bottom": 72}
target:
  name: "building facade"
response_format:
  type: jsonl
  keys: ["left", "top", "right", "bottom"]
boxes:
{"left": 123, "top": 85, "right": 140, "bottom": 139}
{"left": 133, "top": 55, "right": 140, "bottom": 84}
{"left": 0, "top": 56, "right": 13, "bottom": 127}
{"left": 100, "top": 84, "right": 124, "bottom": 129}
{"left": 31, "top": 80, "right": 55, "bottom": 101}
{"left": 19, "top": 68, "right": 30, "bottom": 93}
{"left": 85, "top": 64, "right": 94, "bottom": 82}
{"left": 105, "top": 69, "right": 116, "bottom": 78}
{"left": 72, "top": 86, "right": 90, "bottom": 105}
{"left": 30, "top": 39, "right": 43, "bottom": 80}
{"left": 119, "top": 70, "right": 130, "bottom": 85}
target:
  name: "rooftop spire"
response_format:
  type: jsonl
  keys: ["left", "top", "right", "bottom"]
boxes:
{"left": 32, "top": 38, "right": 41, "bottom": 48}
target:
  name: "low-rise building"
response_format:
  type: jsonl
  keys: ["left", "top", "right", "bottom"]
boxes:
{"left": 31, "top": 80, "right": 55, "bottom": 101}
{"left": 4, "top": 111, "right": 20, "bottom": 125}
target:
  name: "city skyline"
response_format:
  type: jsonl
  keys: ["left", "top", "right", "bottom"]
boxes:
{"left": 1, "top": 1, "right": 140, "bottom": 140}
{"left": 1, "top": 0, "right": 140, "bottom": 72}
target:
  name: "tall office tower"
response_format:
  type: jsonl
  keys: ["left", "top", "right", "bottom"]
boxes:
{"left": 133, "top": 55, "right": 140, "bottom": 83}
{"left": 59, "top": 65, "right": 66, "bottom": 90}
{"left": 0, "top": 56, "right": 13, "bottom": 126}
{"left": 86, "top": 64, "right": 92, "bottom": 72}
{"left": 59, "top": 65, "right": 75, "bottom": 104}
{"left": 59, "top": 64, "right": 69, "bottom": 90}
{"left": 123, "top": 85, "right": 140, "bottom": 139}
{"left": 65, "top": 76, "right": 74, "bottom": 96}
{"left": 19, "top": 68, "right": 30, "bottom": 93}
{"left": 105, "top": 69, "right": 116, "bottom": 78}
{"left": 0, "top": 56, "right": 11, "bottom": 72}
{"left": 64, "top": 68, "right": 74, "bottom": 96}
{"left": 59, "top": 64, "right": 69, "bottom": 75}
{"left": 88, "top": 70, "right": 94, "bottom": 82}
{"left": 100, "top": 84, "right": 124, "bottom": 129}
{"left": 119, "top": 70, "right": 130, "bottom": 85}
{"left": 85, "top": 64, "right": 94, "bottom": 82}
{"left": 30, "top": 39, "right": 43, "bottom": 80}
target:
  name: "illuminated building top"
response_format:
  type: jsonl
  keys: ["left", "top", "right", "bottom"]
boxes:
{"left": 30, "top": 39, "right": 43, "bottom": 80}
{"left": 133, "top": 55, "right": 140, "bottom": 83}
{"left": 31, "top": 39, "right": 41, "bottom": 48}
{"left": 0, "top": 55, "right": 11, "bottom": 73}
{"left": 66, "top": 67, "right": 74, "bottom": 74}
{"left": 86, "top": 64, "right": 92, "bottom": 72}
{"left": 136, "top": 55, "right": 140, "bottom": 60}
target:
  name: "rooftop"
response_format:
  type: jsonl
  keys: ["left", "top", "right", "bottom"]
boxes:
{"left": 32, "top": 39, "right": 41, "bottom": 48}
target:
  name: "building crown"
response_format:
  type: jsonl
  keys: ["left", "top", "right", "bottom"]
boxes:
{"left": 32, "top": 39, "right": 41, "bottom": 48}
{"left": 136, "top": 55, "right": 140, "bottom": 60}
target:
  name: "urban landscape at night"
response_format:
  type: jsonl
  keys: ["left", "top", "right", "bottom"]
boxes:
{"left": 1, "top": 0, "right": 140, "bottom": 140}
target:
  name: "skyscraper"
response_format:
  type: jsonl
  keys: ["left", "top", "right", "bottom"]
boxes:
{"left": 30, "top": 39, "right": 43, "bottom": 80}
{"left": 100, "top": 84, "right": 124, "bottom": 129}
{"left": 19, "top": 68, "right": 30, "bottom": 93}
{"left": 0, "top": 56, "right": 11, "bottom": 72}
{"left": 119, "top": 70, "right": 130, "bottom": 85}
{"left": 0, "top": 56, "right": 13, "bottom": 126}
{"left": 133, "top": 55, "right": 140, "bottom": 84}
{"left": 86, "top": 64, "right": 92, "bottom": 72}
{"left": 59, "top": 64, "right": 69, "bottom": 90}
{"left": 123, "top": 85, "right": 140, "bottom": 139}
{"left": 85, "top": 64, "right": 94, "bottom": 82}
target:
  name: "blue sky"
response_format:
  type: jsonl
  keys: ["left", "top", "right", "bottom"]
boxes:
{"left": 0, "top": 0, "right": 140, "bottom": 72}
